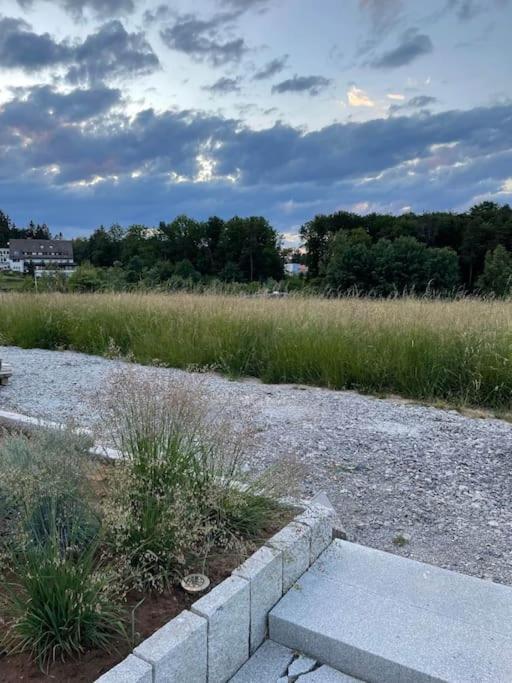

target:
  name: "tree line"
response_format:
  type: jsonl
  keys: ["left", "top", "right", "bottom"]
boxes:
{"left": 301, "top": 201, "right": 512, "bottom": 295}
{"left": 2, "top": 202, "right": 512, "bottom": 296}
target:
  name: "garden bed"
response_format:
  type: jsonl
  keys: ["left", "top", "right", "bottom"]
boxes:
{"left": 0, "top": 371, "right": 297, "bottom": 681}
{"left": 1, "top": 525, "right": 290, "bottom": 682}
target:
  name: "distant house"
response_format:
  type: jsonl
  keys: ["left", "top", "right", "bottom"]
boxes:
{"left": 8, "top": 239, "right": 76, "bottom": 277}
{"left": 285, "top": 262, "right": 309, "bottom": 276}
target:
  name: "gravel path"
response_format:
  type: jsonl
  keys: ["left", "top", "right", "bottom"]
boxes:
{"left": 1, "top": 346, "right": 511, "bottom": 585}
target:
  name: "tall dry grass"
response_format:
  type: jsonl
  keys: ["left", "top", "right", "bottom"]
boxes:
{"left": 1, "top": 292, "right": 512, "bottom": 408}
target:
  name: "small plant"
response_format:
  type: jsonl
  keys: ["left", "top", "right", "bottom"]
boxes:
{"left": 393, "top": 533, "right": 410, "bottom": 547}
{"left": 2, "top": 535, "right": 125, "bottom": 671}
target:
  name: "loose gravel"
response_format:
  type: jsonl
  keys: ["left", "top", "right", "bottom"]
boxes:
{"left": 1, "top": 346, "right": 511, "bottom": 585}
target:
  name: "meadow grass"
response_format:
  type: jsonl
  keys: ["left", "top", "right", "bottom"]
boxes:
{"left": 1, "top": 292, "right": 512, "bottom": 409}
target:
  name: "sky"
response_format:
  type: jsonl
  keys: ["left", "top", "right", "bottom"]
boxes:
{"left": 0, "top": 0, "right": 511, "bottom": 244}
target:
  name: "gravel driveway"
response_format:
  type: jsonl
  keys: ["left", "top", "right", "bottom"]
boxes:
{"left": 1, "top": 346, "right": 511, "bottom": 585}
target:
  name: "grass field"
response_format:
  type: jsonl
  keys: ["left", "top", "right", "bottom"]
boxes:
{"left": 1, "top": 292, "right": 512, "bottom": 410}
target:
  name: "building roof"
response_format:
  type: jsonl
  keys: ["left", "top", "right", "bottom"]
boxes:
{"left": 9, "top": 239, "right": 74, "bottom": 260}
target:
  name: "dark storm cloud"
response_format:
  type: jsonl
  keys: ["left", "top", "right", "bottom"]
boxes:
{"left": 203, "top": 77, "right": 241, "bottom": 94}
{"left": 160, "top": 13, "right": 248, "bottom": 66}
{"left": 271, "top": 75, "right": 332, "bottom": 96}
{"left": 253, "top": 55, "right": 288, "bottom": 80}
{"left": 0, "top": 17, "right": 159, "bottom": 83}
{"left": 16, "top": 0, "right": 135, "bottom": 17}
{"left": 371, "top": 28, "right": 433, "bottom": 68}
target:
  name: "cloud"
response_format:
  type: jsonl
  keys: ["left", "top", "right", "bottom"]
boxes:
{"left": 0, "top": 17, "right": 159, "bottom": 84}
{"left": 359, "top": 0, "right": 403, "bottom": 32}
{"left": 1, "top": 82, "right": 511, "bottom": 235}
{"left": 66, "top": 21, "right": 160, "bottom": 85}
{"left": 203, "top": 77, "right": 241, "bottom": 94}
{"left": 17, "top": 0, "right": 135, "bottom": 17}
{"left": 220, "top": 0, "right": 270, "bottom": 10}
{"left": 390, "top": 94, "right": 438, "bottom": 113}
{"left": 2, "top": 81, "right": 510, "bottom": 191}
{"left": 447, "top": 0, "right": 504, "bottom": 21}
{"left": 160, "top": 13, "right": 248, "bottom": 66}
{"left": 1, "top": 85, "right": 121, "bottom": 131}
{"left": 347, "top": 85, "right": 375, "bottom": 107}
{"left": 253, "top": 55, "right": 288, "bottom": 80}
{"left": 387, "top": 93, "right": 406, "bottom": 101}
{"left": 271, "top": 75, "right": 332, "bottom": 96}
{"left": 372, "top": 28, "right": 433, "bottom": 68}
{"left": 408, "top": 95, "right": 438, "bottom": 108}
{"left": 0, "top": 16, "right": 71, "bottom": 70}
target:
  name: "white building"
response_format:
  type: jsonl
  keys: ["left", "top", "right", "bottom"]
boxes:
{"left": 8, "top": 239, "right": 76, "bottom": 277}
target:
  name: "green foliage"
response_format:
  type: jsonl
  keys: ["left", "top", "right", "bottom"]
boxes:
{"left": 2, "top": 538, "right": 124, "bottom": 671}
{"left": 302, "top": 201, "right": 512, "bottom": 291}
{"left": 71, "top": 214, "right": 284, "bottom": 284}
{"left": 326, "top": 233, "right": 459, "bottom": 294}
{"left": 0, "top": 429, "right": 98, "bottom": 560}
{"left": 477, "top": 245, "right": 512, "bottom": 296}
{"left": 68, "top": 262, "right": 104, "bottom": 292}
{"left": 1, "top": 291, "right": 512, "bottom": 409}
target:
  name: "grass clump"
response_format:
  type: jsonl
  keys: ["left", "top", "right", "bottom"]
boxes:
{"left": 2, "top": 533, "right": 124, "bottom": 670}
{"left": 101, "top": 370, "right": 290, "bottom": 592}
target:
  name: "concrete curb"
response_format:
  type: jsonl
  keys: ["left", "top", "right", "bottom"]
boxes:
{"left": 94, "top": 493, "right": 339, "bottom": 683}
{"left": 0, "top": 409, "right": 122, "bottom": 460}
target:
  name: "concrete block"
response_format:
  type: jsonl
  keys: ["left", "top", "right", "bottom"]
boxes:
{"left": 266, "top": 522, "right": 311, "bottom": 592}
{"left": 233, "top": 545, "right": 283, "bottom": 652}
{"left": 300, "top": 665, "right": 363, "bottom": 682}
{"left": 134, "top": 610, "right": 207, "bottom": 683}
{"left": 230, "top": 640, "right": 294, "bottom": 682}
{"left": 192, "top": 575, "right": 250, "bottom": 683}
{"left": 95, "top": 655, "right": 152, "bottom": 683}
{"left": 295, "top": 504, "right": 336, "bottom": 563}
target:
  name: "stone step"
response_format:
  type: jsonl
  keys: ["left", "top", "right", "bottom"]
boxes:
{"left": 269, "top": 540, "right": 512, "bottom": 683}
{"left": 230, "top": 640, "right": 362, "bottom": 682}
